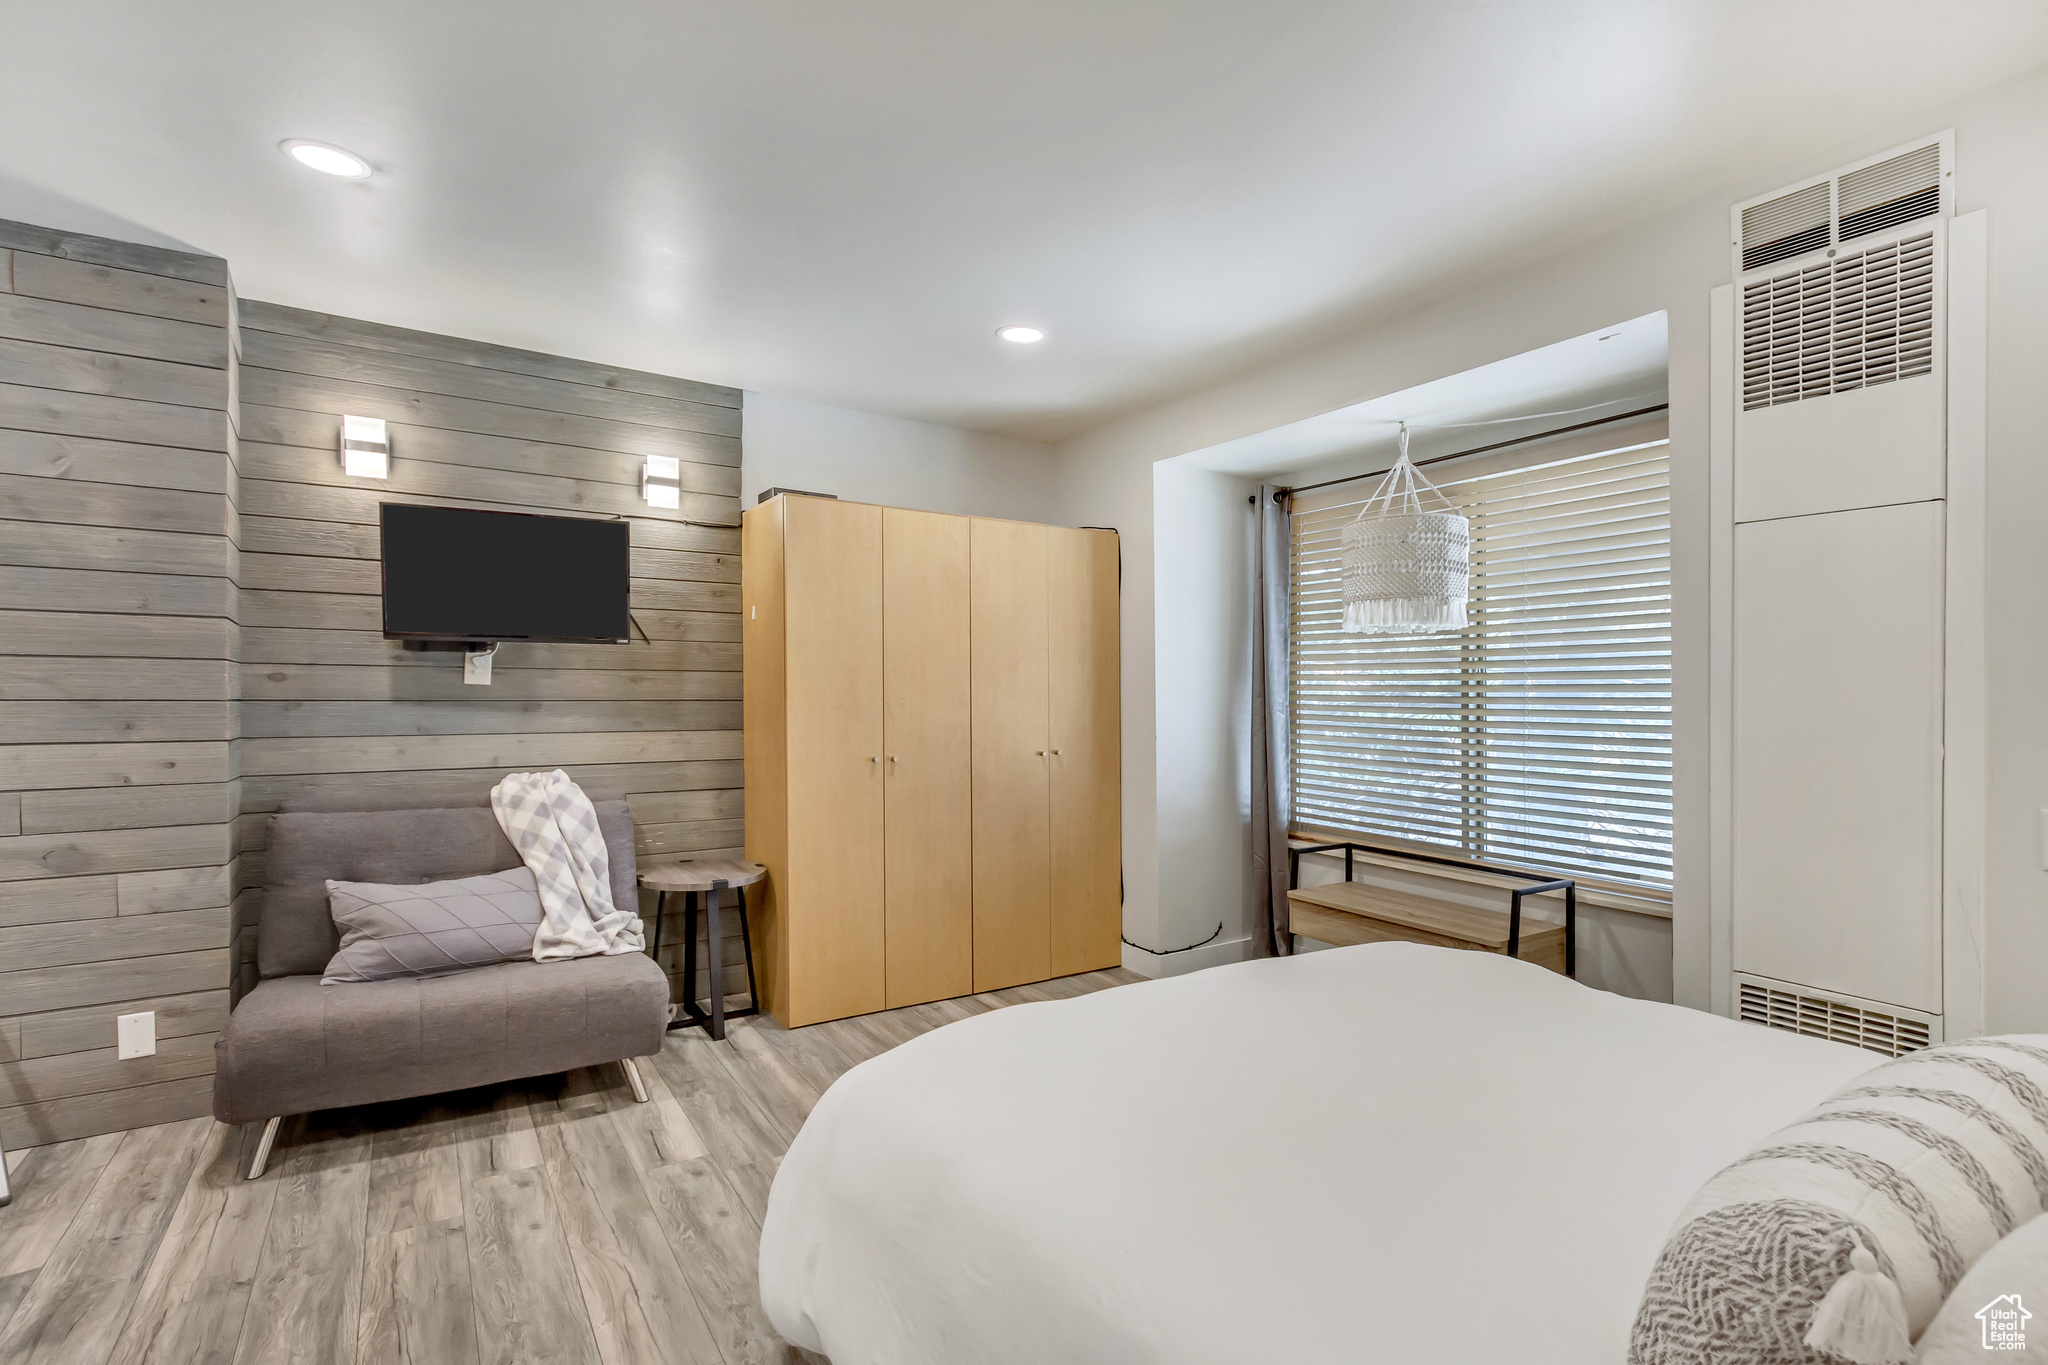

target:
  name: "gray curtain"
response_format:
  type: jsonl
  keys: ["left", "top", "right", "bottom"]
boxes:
{"left": 1249, "top": 484, "right": 1294, "bottom": 957}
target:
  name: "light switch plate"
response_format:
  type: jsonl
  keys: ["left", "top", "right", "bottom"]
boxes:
{"left": 117, "top": 1011, "right": 156, "bottom": 1059}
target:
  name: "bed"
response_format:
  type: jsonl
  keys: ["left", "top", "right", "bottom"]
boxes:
{"left": 758, "top": 942, "right": 1886, "bottom": 1364}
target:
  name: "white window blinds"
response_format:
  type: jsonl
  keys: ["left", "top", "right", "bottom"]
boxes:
{"left": 1288, "top": 436, "right": 1672, "bottom": 889}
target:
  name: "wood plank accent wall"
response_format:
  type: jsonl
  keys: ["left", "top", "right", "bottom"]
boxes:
{"left": 231, "top": 302, "right": 747, "bottom": 1020}
{"left": 0, "top": 216, "right": 748, "bottom": 1147}
{"left": 0, "top": 218, "right": 238, "bottom": 1149}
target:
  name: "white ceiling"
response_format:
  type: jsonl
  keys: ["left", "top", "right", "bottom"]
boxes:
{"left": 2, "top": 3, "right": 2043, "bottom": 441}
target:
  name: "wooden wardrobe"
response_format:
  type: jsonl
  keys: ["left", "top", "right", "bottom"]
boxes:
{"left": 743, "top": 494, "right": 1120, "bottom": 1028}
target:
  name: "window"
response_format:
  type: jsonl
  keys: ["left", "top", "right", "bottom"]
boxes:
{"left": 1288, "top": 435, "right": 1672, "bottom": 890}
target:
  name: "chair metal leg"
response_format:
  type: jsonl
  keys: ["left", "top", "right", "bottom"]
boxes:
{"left": 246, "top": 1115, "right": 282, "bottom": 1180}
{"left": 0, "top": 1134, "right": 11, "bottom": 1207}
{"left": 621, "top": 1056, "right": 651, "bottom": 1104}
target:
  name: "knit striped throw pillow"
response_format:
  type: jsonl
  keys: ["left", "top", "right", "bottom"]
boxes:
{"left": 1630, "top": 1037, "right": 2048, "bottom": 1365}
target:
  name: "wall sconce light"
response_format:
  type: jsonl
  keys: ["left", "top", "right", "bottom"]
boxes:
{"left": 643, "top": 455, "right": 681, "bottom": 509}
{"left": 341, "top": 415, "right": 390, "bottom": 479}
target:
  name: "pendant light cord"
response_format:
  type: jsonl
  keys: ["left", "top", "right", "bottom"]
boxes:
{"left": 1278, "top": 402, "right": 1668, "bottom": 499}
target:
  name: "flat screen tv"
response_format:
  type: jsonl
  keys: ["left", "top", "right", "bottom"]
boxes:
{"left": 380, "top": 503, "right": 631, "bottom": 644}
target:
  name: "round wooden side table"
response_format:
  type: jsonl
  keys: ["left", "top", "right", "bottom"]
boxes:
{"left": 640, "top": 858, "right": 766, "bottom": 1041}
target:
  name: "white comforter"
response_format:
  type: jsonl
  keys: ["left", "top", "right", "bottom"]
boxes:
{"left": 759, "top": 943, "right": 1883, "bottom": 1365}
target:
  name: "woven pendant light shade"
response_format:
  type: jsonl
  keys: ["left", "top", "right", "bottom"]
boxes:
{"left": 1340, "top": 427, "right": 1470, "bottom": 634}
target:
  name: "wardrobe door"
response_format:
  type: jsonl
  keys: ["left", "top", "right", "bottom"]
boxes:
{"left": 970, "top": 517, "right": 1052, "bottom": 991}
{"left": 883, "top": 508, "right": 974, "bottom": 1007}
{"left": 784, "top": 496, "right": 887, "bottom": 1024}
{"left": 1048, "top": 527, "right": 1122, "bottom": 976}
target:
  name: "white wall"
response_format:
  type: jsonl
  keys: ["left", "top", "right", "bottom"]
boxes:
{"left": 1052, "top": 63, "right": 2048, "bottom": 1026}
{"left": 742, "top": 390, "right": 1057, "bottom": 521}
{"left": 1137, "top": 459, "right": 1257, "bottom": 971}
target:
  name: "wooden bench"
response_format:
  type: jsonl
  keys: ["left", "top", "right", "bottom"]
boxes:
{"left": 1286, "top": 841, "right": 1576, "bottom": 976}
{"left": 1288, "top": 881, "right": 1568, "bottom": 974}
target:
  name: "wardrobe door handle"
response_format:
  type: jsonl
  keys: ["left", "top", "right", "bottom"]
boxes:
{"left": 890, "top": 756, "right": 900, "bottom": 762}
{"left": 1051, "top": 749, "right": 1063, "bottom": 756}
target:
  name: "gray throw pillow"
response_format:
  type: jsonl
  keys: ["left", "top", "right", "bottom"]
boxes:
{"left": 322, "top": 866, "right": 544, "bottom": 984}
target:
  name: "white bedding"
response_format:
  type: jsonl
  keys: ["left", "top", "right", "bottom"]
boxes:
{"left": 759, "top": 943, "right": 1881, "bottom": 1365}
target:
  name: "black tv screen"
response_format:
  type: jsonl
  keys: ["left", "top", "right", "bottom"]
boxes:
{"left": 380, "top": 503, "right": 631, "bottom": 643}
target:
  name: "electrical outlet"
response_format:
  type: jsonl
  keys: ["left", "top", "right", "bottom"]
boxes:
{"left": 464, "top": 650, "right": 493, "bottom": 685}
{"left": 117, "top": 1011, "right": 156, "bottom": 1059}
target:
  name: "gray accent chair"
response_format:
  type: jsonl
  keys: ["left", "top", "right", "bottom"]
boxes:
{"left": 214, "top": 801, "right": 668, "bottom": 1178}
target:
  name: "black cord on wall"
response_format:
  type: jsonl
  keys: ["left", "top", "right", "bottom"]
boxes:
{"left": 1122, "top": 921, "right": 1225, "bottom": 956}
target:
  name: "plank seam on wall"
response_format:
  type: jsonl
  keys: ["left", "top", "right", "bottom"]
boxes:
{"left": 238, "top": 434, "right": 739, "bottom": 499}
{"left": 9, "top": 252, "right": 230, "bottom": 327}
{"left": 240, "top": 627, "right": 739, "bottom": 670}
{"left": 0, "top": 218, "right": 228, "bottom": 286}
{"left": 237, "top": 366, "right": 739, "bottom": 458}
{"left": 0, "top": 381, "right": 229, "bottom": 452}
{"left": 239, "top": 328, "right": 737, "bottom": 437}
{"left": 0, "top": 293, "right": 228, "bottom": 368}
{"left": 236, "top": 299, "right": 739, "bottom": 408}
{"left": 0, "top": 429, "right": 236, "bottom": 494}
{"left": 235, "top": 510, "right": 739, "bottom": 559}
{"left": 236, "top": 472, "right": 737, "bottom": 534}
{"left": 239, "top": 397, "right": 741, "bottom": 473}
{"left": 0, "top": 336, "right": 230, "bottom": 411}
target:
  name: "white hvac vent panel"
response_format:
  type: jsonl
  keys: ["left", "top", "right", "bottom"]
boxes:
{"left": 1734, "top": 220, "right": 1945, "bottom": 523}
{"left": 1839, "top": 143, "right": 1942, "bottom": 244}
{"left": 1731, "top": 134, "right": 1950, "bottom": 524}
{"left": 1731, "top": 132, "right": 1950, "bottom": 282}
{"left": 1737, "top": 973, "right": 1940, "bottom": 1057}
{"left": 1741, "top": 232, "right": 1936, "bottom": 411}
{"left": 1742, "top": 181, "right": 1831, "bottom": 272}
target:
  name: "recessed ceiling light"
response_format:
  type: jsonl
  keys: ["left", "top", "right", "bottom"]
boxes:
{"left": 996, "top": 325, "right": 1045, "bottom": 344}
{"left": 282, "top": 140, "right": 372, "bottom": 179}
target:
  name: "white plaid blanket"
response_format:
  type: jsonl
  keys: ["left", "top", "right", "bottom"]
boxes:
{"left": 490, "top": 769, "right": 644, "bottom": 960}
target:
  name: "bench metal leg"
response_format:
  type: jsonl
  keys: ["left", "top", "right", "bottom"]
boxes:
{"left": 246, "top": 1115, "right": 282, "bottom": 1181}
{"left": 621, "top": 1056, "right": 651, "bottom": 1104}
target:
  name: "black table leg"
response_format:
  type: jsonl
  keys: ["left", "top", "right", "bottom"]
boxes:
{"left": 656, "top": 878, "right": 760, "bottom": 1037}
{"left": 706, "top": 879, "right": 727, "bottom": 1041}
{"left": 669, "top": 890, "right": 705, "bottom": 1032}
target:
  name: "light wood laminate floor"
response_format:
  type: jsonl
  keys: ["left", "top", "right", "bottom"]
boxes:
{"left": 0, "top": 967, "right": 1143, "bottom": 1365}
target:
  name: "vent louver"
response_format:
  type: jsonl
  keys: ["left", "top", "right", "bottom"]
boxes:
{"left": 1838, "top": 143, "right": 1942, "bottom": 243}
{"left": 1738, "top": 978, "right": 1934, "bottom": 1058}
{"left": 1741, "top": 182, "right": 1831, "bottom": 272}
{"left": 1740, "top": 231, "right": 1935, "bottom": 410}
